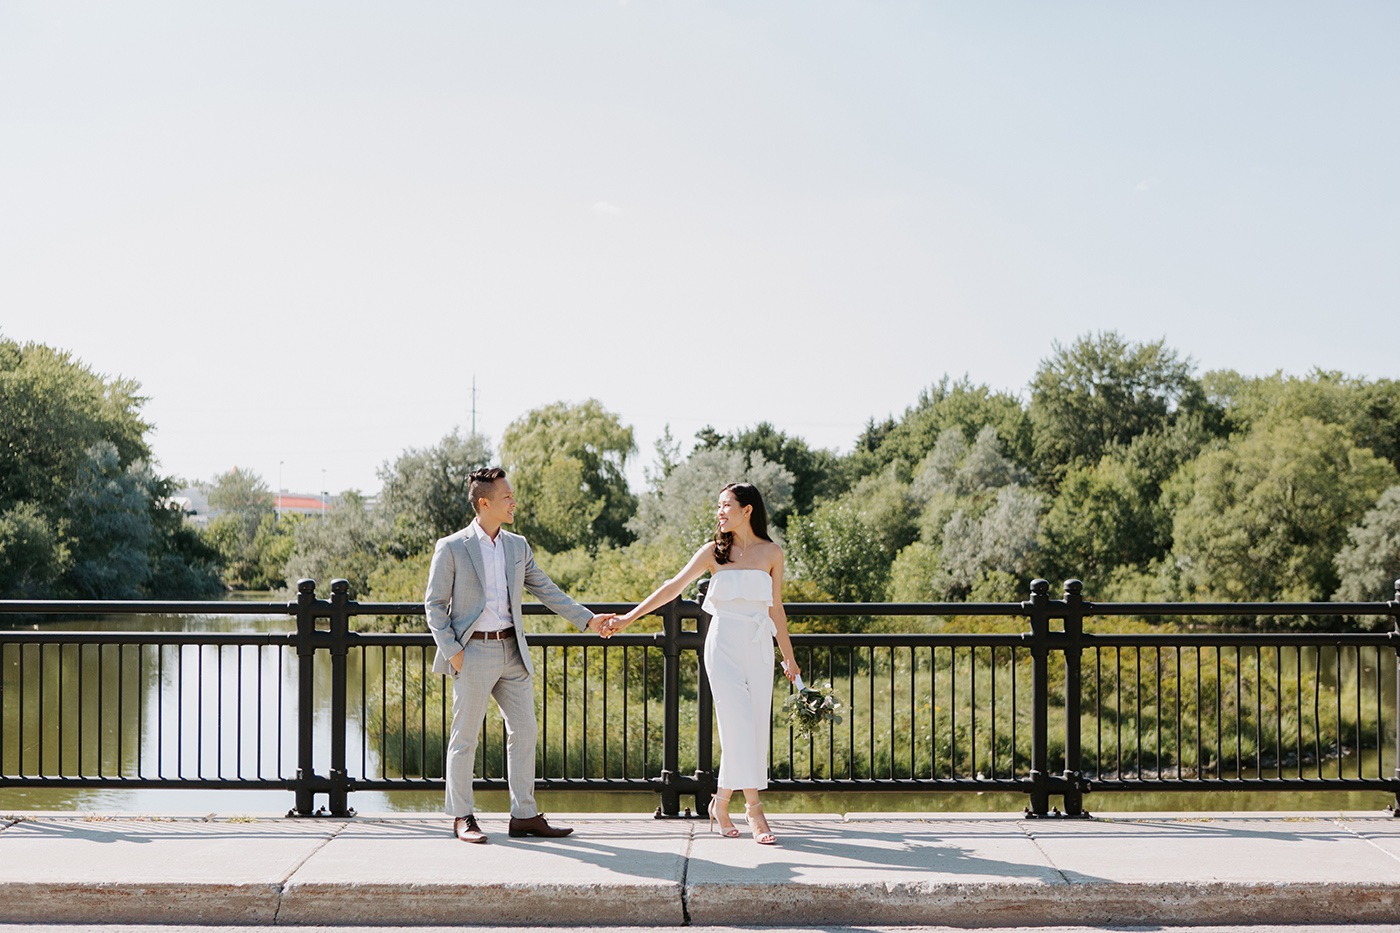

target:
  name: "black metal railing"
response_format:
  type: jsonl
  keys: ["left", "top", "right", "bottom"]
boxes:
{"left": 3, "top": 577, "right": 1398, "bottom": 818}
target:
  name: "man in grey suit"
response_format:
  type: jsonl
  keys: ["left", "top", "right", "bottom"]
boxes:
{"left": 425, "top": 466, "right": 614, "bottom": 844}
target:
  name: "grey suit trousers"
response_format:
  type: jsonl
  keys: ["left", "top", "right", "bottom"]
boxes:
{"left": 446, "top": 637, "right": 538, "bottom": 819}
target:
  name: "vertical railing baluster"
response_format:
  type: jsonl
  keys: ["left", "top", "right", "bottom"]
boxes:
{"left": 1025, "top": 578, "right": 1051, "bottom": 816}
{"left": 292, "top": 578, "right": 319, "bottom": 816}
{"left": 947, "top": 645, "right": 955, "bottom": 778}
{"left": 419, "top": 645, "right": 428, "bottom": 783}
{"left": 912, "top": 644, "right": 924, "bottom": 773}
{"left": 325, "top": 580, "right": 351, "bottom": 816}
{"left": 1174, "top": 646, "right": 1182, "bottom": 780}
{"left": 1260, "top": 644, "right": 1271, "bottom": 773}
{"left": 657, "top": 597, "right": 683, "bottom": 816}
{"left": 195, "top": 643, "right": 204, "bottom": 780}
{"left": 968, "top": 644, "right": 976, "bottom": 784}
{"left": 17, "top": 644, "right": 26, "bottom": 773}
{"left": 583, "top": 644, "right": 590, "bottom": 777}
{"left": 156, "top": 644, "right": 164, "bottom": 779}
{"left": 1235, "top": 646, "right": 1243, "bottom": 780}
{"left": 1154, "top": 645, "right": 1162, "bottom": 781}
{"left": 1062, "top": 580, "right": 1084, "bottom": 815}
{"left": 602, "top": 640, "right": 609, "bottom": 778}
{"left": 848, "top": 645, "right": 855, "bottom": 781}
{"left": 1390, "top": 578, "right": 1400, "bottom": 811}
{"left": 562, "top": 644, "right": 571, "bottom": 780}
{"left": 888, "top": 645, "right": 895, "bottom": 779}
{"left": 1296, "top": 647, "right": 1304, "bottom": 780}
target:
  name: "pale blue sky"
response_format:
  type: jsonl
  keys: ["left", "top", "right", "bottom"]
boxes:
{"left": 3, "top": 2, "right": 1396, "bottom": 496}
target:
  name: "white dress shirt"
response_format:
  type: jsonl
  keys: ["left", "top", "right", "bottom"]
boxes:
{"left": 469, "top": 519, "right": 513, "bottom": 632}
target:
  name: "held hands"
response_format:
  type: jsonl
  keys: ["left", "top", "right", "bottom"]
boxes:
{"left": 598, "top": 612, "right": 635, "bottom": 638}
{"left": 587, "top": 613, "right": 617, "bottom": 635}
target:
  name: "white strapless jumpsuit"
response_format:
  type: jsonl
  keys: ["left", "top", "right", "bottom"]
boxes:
{"left": 702, "top": 568, "right": 778, "bottom": 791}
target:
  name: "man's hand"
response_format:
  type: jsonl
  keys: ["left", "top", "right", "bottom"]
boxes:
{"left": 588, "top": 613, "right": 616, "bottom": 635}
{"left": 450, "top": 649, "right": 464, "bottom": 673}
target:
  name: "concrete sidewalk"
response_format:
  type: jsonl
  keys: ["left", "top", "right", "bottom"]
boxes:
{"left": 3, "top": 811, "right": 1400, "bottom": 927}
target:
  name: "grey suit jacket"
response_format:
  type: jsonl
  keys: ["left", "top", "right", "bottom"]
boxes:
{"left": 424, "top": 525, "right": 593, "bottom": 676}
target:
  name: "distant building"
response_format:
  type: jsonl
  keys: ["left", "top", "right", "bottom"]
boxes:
{"left": 275, "top": 493, "right": 338, "bottom": 518}
{"left": 168, "top": 486, "right": 213, "bottom": 526}
{"left": 167, "top": 487, "right": 364, "bottom": 525}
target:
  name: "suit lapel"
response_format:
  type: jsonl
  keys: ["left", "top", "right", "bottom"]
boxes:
{"left": 462, "top": 532, "right": 487, "bottom": 587}
{"left": 500, "top": 532, "right": 517, "bottom": 607}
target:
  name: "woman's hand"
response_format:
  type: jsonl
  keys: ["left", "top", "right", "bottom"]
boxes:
{"left": 782, "top": 658, "right": 801, "bottom": 682}
{"left": 601, "top": 613, "right": 634, "bottom": 638}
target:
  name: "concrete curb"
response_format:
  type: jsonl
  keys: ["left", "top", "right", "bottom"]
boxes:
{"left": 5, "top": 812, "right": 1400, "bottom": 926}
{"left": 685, "top": 881, "right": 1400, "bottom": 927}
{"left": 278, "top": 881, "right": 687, "bottom": 926}
{"left": 0, "top": 881, "right": 283, "bottom": 925}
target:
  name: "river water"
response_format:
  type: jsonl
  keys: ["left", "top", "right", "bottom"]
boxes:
{"left": 2, "top": 612, "right": 1393, "bottom": 816}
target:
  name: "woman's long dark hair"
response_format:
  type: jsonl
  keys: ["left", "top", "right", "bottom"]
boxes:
{"left": 713, "top": 482, "right": 773, "bottom": 565}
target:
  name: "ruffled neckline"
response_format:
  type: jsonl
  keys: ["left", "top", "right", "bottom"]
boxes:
{"left": 713, "top": 568, "right": 772, "bottom": 581}
{"left": 705, "top": 568, "right": 774, "bottom": 608}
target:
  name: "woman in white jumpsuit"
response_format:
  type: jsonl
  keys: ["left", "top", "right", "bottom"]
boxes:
{"left": 605, "top": 482, "right": 800, "bottom": 844}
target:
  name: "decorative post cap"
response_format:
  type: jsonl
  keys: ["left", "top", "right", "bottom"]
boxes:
{"left": 1030, "top": 579, "right": 1050, "bottom": 597}
{"left": 330, "top": 579, "right": 350, "bottom": 596}
{"left": 297, "top": 579, "right": 316, "bottom": 596}
{"left": 1064, "top": 579, "right": 1083, "bottom": 596}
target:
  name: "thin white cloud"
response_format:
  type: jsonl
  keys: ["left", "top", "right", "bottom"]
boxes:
{"left": 1135, "top": 177, "right": 1159, "bottom": 192}
{"left": 592, "top": 200, "right": 624, "bottom": 216}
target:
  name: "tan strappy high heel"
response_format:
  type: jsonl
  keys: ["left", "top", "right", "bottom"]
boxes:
{"left": 744, "top": 801, "right": 777, "bottom": 845}
{"left": 708, "top": 791, "right": 739, "bottom": 837}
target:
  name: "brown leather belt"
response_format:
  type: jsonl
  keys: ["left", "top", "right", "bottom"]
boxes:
{"left": 469, "top": 627, "right": 515, "bottom": 641}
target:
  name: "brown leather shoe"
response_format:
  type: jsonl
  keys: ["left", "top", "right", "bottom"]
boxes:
{"left": 508, "top": 813, "right": 573, "bottom": 838}
{"left": 453, "top": 815, "right": 488, "bottom": 844}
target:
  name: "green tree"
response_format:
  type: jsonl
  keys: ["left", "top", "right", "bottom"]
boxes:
{"left": 247, "top": 512, "right": 300, "bottom": 591}
{"left": 201, "top": 468, "right": 275, "bottom": 589}
{"left": 911, "top": 426, "right": 1030, "bottom": 541}
{"left": 284, "top": 491, "right": 383, "bottom": 598}
{"left": 1167, "top": 418, "right": 1398, "bottom": 604}
{"left": 0, "top": 502, "right": 68, "bottom": 598}
{"left": 1334, "top": 486, "right": 1400, "bottom": 605}
{"left": 146, "top": 482, "right": 224, "bottom": 598}
{"left": 1205, "top": 369, "right": 1400, "bottom": 471}
{"left": 893, "top": 426, "right": 1043, "bottom": 601}
{"left": 501, "top": 400, "right": 636, "bottom": 552}
{"left": 1041, "top": 414, "right": 1217, "bottom": 588}
{"left": 692, "top": 422, "right": 841, "bottom": 523}
{"left": 848, "top": 376, "right": 1033, "bottom": 481}
{"left": 1029, "top": 332, "right": 1209, "bottom": 488}
{"left": 1040, "top": 457, "right": 1157, "bottom": 583}
{"left": 888, "top": 540, "right": 943, "bottom": 602}
{"left": 0, "top": 338, "right": 150, "bottom": 513}
{"left": 377, "top": 429, "right": 493, "bottom": 556}
{"left": 936, "top": 486, "right": 1043, "bottom": 601}
{"left": 786, "top": 499, "right": 892, "bottom": 603}
{"left": 61, "top": 442, "right": 156, "bottom": 598}
{"left": 206, "top": 468, "right": 274, "bottom": 536}
{"left": 629, "top": 447, "right": 795, "bottom": 552}
{"left": 1, "top": 337, "right": 167, "bottom": 597}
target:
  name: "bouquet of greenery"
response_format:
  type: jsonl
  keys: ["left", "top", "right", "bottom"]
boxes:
{"left": 781, "top": 666, "right": 843, "bottom": 737}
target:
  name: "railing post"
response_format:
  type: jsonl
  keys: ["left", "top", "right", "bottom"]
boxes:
{"left": 693, "top": 580, "right": 715, "bottom": 817}
{"left": 657, "top": 596, "right": 684, "bottom": 817}
{"left": 1025, "top": 578, "right": 1052, "bottom": 817}
{"left": 1391, "top": 577, "right": 1400, "bottom": 816}
{"left": 327, "top": 579, "right": 353, "bottom": 817}
{"left": 291, "top": 579, "right": 320, "bottom": 817}
{"left": 1061, "top": 579, "right": 1087, "bottom": 817}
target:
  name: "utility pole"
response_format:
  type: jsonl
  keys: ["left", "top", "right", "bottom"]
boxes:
{"left": 470, "top": 375, "right": 478, "bottom": 438}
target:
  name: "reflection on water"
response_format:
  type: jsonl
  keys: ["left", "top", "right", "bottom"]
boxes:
{"left": 3, "top": 613, "right": 1396, "bottom": 816}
